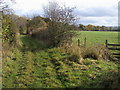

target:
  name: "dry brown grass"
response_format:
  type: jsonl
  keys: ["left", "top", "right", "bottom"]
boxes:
{"left": 59, "top": 43, "right": 83, "bottom": 63}
{"left": 59, "top": 43, "right": 110, "bottom": 63}
{"left": 81, "top": 44, "right": 110, "bottom": 60}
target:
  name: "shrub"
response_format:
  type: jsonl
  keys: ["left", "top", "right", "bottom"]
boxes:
{"left": 81, "top": 47, "right": 99, "bottom": 60}
{"left": 81, "top": 45, "right": 110, "bottom": 60}
{"left": 43, "top": 1, "right": 77, "bottom": 46}
{"left": 59, "top": 43, "right": 82, "bottom": 63}
{"left": 2, "top": 14, "right": 22, "bottom": 47}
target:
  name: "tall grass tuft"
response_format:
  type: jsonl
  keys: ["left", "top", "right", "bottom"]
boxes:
{"left": 60, "top": 43, "right": 110, "bottom": 64}
{"left": 59, "top": 43, "right": 82, "bottom": 63}
{"left": 81, "top": 44, "right": 110, "bottom": 60}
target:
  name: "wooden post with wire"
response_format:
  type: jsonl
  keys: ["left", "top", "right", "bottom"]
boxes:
{"left": 78, "top": 39, "right": 80, "bottom": 47}
{"left": 84, "top": 37, "right": 86, "bottom": 48}
{"left": 106, "top": 40, "right": 108, "bottom": 48}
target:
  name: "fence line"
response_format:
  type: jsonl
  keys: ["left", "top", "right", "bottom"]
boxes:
{"left": 107, "top": 44, "right": 120, "bottom": 46}
{"left": 77, "top": 39, "right": 120, "bottom": 60}
{"left": 106, "top": 40, "right": 120, "bottom": 60}
{"left": 107, "top": 47, "right": 120, "bottom": 50}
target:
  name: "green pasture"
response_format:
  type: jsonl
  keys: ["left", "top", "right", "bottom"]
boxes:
{"left": 73, "top": 31, "right": 119, "bottom": 46}
{"left": 3, "top": 35, "right": 119, "bottom": 88}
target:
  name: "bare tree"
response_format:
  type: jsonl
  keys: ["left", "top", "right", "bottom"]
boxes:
{"left": 0, "top": 0, "right": 15, "bottom": 14}
{"left": 43, "top": 1, "right": 76, "bottom": 24}
{"left": 43, "top": 1, "right": 77, "bottom": 46}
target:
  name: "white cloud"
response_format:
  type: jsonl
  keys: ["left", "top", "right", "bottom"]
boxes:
{"left": 80, "top": 16, "right": 118, "bottom": 26}
{"left": 9, "top": 0, "right": 119, "bottom": 26}
{"left": 11, "top": 0, "right": 48, "bottom": 15}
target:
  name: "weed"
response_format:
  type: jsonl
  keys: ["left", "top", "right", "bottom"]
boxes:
{"left": 81, "top": 45, "right": 110, "bottom": 60}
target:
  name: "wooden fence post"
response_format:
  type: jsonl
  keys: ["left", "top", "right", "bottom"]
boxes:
{"left": 84, "top": 37, "right": 86, "bottom": 47}
{"left": 106, "top": 40, "right": 108, "bottom": 48}
{"left": 78, "top": 39, "right": 80, "bottom": 47}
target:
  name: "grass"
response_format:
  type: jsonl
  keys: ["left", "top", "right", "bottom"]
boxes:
{"left": 73, "top": 31, "right": 119, "bottom": 46}
{"left": 2, "top": 32, "right": 120, "bottom": 88}
{"left": 20, "top": 35, "right": 49, "bottom": 50}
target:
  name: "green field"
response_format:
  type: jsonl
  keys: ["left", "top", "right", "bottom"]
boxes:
{"left": 3, "top": 33, "right": 120, "bottom": 88}
{"left": 73, "top": 31, "right": 119, "bottom": 46}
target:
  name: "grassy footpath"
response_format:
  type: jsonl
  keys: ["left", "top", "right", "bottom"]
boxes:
{"left": 73, "top": 31, "right": 118, "bottom": 46}
{"left": 2, "top": 35, "right": 119, "bottom": 88}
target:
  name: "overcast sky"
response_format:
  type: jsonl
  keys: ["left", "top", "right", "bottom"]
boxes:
{"left": 9, "top": 0, "right": 119, "bottom": 26}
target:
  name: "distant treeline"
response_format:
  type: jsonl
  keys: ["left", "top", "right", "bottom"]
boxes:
{"left": 92, "top": 30, "right": 119, "bottom": 31}
{"left": 77, "top": 24, "right": 118, "bottom": 31}
{"left": 82, "top": 29, "right": 119, "bottom": 31}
